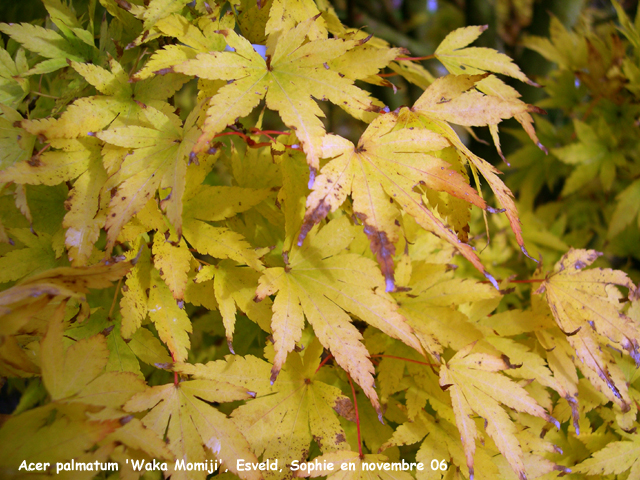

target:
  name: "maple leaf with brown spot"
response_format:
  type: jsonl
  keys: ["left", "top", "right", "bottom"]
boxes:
{"left": 300, "top": 110, "right": 497, "bottom": 291}
{"left": 256, "top": 216, "right": 421, "bottom": 415}
{"left": 537, "top": 248, "right": 639, "bottom": 410}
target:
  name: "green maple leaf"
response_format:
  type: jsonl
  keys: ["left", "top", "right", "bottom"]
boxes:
{"left": 0, "top": 50, "right": 29, "bottom": 109}
{"left": 21, "top": 57, "right": 188, "bottom": 140}
{"left": 609, "top": 178, "right": 640, "bottom": 238}
{"left": 0, "top": 24, "right": 91, "bottom": 76}
{"left": 0, "top": 228, "right": 58, "bottom": 283}
{"left": 523, "top": 15, "right": 587, "bottom": 70}
{"left": 552, "top": 119, "right": 626, "bottom": 195}
{"left": 0, "top": 0, "right": 100, "bottom": 76}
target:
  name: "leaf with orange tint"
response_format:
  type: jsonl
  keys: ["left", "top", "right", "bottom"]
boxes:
{"left": 300, "top": 110, "right": 496, "bottom": 291}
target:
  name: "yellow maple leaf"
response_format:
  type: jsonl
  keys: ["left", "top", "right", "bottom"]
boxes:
{"left": 275, "top": 141, "right": 310, "bottom": 253}
{"left": 41, "top": 304, "right": 110, "bottom": 401}
{"left": 40, "top": 304, "right": 147, "bottom": 406}
{"left": 148, "top": 268, "right": 192, "bottom": 362}
{"left": 573, "top": 435, "right": 640, "bottom": 478}
{"left": 266, "top": 0, "right": 327, "bottom": 43}
{"left": 127, "top": 0, "right": 199, "bottom": 38}
{"left": 396, "top": 104, "right": 534, "bottom": 261}
{"left": 195, "top": 259, "right": 273, "bottom": 350}
{"left": 256, "top": 216, "right": 421, "bottom": 415}
{"left": 0, "top": 404, "right": 119, "bottom": 476}
{"left": 177, "top": 339, "right": 349, "bottom": 479}
{"left": 435, "top": 25, "right": 536, "bottom": 85}
{"left": 383, "top": 409, "right": 553, "bottom": 480}
{"left": 133, "top": 9, "right": 231, "bottom": 80}
{"left": 120, "top": 239, "right": 152, "bottom": 338}
{"left": 181, "top": 184, "right": 272, "bottom": 272}
{"left": 439, "top": 342, "right": 559, "bottom": 480}
{"left": 0, "top": 302, "right": 145, "bottom": 476}
{"left": 0, "top": 260, "right": 131, "bottom": 331}
{"left": 413, "top": 74, "right": 540, "bottom": 128}
{"left": 97, "top": 104, "right": 201, "bottom": 251}
{"left": 300, "top": 111, "right": 498, "bottom": 291}
{"left": 152, "top": 234, "right": 193, "bottom": 300}
{"left": 475, "top": 75, "right": 547, "bottom": 156}
{"left": 22, "top": 57, "right": 187, "bottom": 140}
{"left": 173, "top": 17, "right": 381, "bottom": 169}
{"left": 537, "top": 248, "right": 639, "bottom": 410}
{"left": 394, "top": 263, "right": 498, "bottom": 359}
{"left": 0, "top": 137, "right": 108, "bottom": 265}
{"left": 124, "top": 374, "right": 262, "bottom": 480}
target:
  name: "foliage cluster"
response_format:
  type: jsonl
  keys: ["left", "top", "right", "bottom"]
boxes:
{"left": 502, "top": 2, "right": 640, "bottom": 277}
{"left": 0, "top": 1, "right": 639, "bottom": 480}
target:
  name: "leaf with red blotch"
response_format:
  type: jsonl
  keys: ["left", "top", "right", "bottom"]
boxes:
{"left": 396, "top": 102, "right": 535, "bottom": 263}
